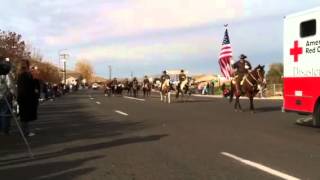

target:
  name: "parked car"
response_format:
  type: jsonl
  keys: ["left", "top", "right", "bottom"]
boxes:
{"left": 92, "top": 83, "right": 99, "bottom": 89}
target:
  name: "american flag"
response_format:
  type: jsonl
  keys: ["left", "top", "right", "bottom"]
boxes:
{"left": 218, "top": 28, "right": 233, "bottom": 79}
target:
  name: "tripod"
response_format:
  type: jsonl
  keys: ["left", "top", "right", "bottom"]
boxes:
{"left": 1, "top": 95, "right": 34, "bottom": 158}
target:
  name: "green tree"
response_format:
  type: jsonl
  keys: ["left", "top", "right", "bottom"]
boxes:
{"left": 266, "top": 63, "right": 283, "bottom": 84}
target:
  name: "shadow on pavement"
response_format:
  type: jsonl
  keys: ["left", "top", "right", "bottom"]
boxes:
{"left": 0, "top": 156, "right": 101, "bottom": 180}
{"left": 174, "top": 99, "right": 214, "bottom": 103}
{"left": 0, "top": 92, "right": 153, "bottom": 163}
{"left": 254, "top": 106, "right": 282, "bottom": 113}
{"left": 0, "top": 134, "right": 168, "bottom": 166}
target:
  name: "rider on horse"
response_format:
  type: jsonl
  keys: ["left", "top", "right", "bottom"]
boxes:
{"left": 232, "top": 54, "right": 252, "bottom": 95}
{"left": 124, "top": 78, "right": 129, "bottom": 85}
{"left": 112, "top": 78, "right": 118, "bottom": 87}
{"left": 160, "top": 70, "right": 170, "bottom": 91}
{"left": 133, "top": 77, "right": 138, "bottom": 82}
{"left": 143, "top": 75, "right": 150, "bottom": 86}
{"left": 178, "top": 69, "right": 188, "bottom": 92}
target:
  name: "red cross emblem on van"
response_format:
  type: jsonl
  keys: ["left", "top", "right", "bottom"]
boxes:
{"left": 290, "top": 40, "right": 303, "bottom": 62}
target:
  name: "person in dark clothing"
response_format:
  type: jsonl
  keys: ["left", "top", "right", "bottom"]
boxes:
{"left": 232, "top": 54, "right": 252, "bottom": 95}
{"left": 178, "top": 69, "right": 187, "bottom": 92}
{"left": 31, "top": 66, "right": 40, "bottom": 113}
{"left": 17, "top": 60, "right": 38, "bottom": 137}
{"left": 211, "top": 81, "right": 215, "bottom": 95}
{"left": 143, "top": 75, "right": 150, "bottom": 85}
{"left": 160, "top": 71, "right": 170, "bottom": 91}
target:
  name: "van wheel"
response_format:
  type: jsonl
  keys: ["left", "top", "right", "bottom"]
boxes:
{"left": 313, "top": 102, "right": 320, "bottom": 127}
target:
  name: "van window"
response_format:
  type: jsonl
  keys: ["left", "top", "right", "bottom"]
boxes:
{"left": 300, "top": 19, "right": 316, "bottom": 38}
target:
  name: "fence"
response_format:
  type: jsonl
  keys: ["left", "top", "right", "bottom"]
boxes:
{"left": 265, "top": 84, "right": 283, "bottom": 97}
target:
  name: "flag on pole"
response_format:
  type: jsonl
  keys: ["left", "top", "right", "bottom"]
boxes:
{"left": 218, "top": 27, "right": 233, "bottom": 79}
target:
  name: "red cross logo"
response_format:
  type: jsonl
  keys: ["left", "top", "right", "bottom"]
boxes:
{"left": 290, "top": 40, "right": 303, "bottom": 62}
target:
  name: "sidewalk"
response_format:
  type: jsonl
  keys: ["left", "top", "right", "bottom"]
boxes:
{"left": 151, "top": 89, "right": 283, "bottom": 100}
{"left": 192, "top": 94, "right": 283, "bottom": 100}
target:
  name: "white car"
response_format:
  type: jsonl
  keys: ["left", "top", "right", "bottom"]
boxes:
{"left": 92, "top": 83, "right": 99, "bottom": 89}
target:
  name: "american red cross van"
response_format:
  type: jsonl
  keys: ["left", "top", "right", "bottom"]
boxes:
{"left": 283, "top": 7, "right": 320, "bottom": 126}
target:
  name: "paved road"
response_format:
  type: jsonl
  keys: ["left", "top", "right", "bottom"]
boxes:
{"left": 1, "top": 90, "right": 320, "bottom": 180}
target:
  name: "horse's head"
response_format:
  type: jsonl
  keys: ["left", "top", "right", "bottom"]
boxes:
{"left": 253, "top": 64, "right": 265, "bottom": 84}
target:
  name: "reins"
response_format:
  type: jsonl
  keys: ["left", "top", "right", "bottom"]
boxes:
{"left": 244, "top": 69, "right": 264, "bottom": 87}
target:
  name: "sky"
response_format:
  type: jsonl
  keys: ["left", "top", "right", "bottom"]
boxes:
{"left": 1, "top": 0, "right": 320, "bottom": 78}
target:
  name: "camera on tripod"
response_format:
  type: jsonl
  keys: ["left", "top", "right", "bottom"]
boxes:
{"left": 0, "top": 57, "right": 11, "bottom": 75}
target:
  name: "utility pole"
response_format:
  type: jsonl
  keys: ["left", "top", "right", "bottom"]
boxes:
{"left": 131, "top": 71, "right": 133, "bottom": 78}
{"left": 108, "top": 65, "right": 112, "bottom": 80}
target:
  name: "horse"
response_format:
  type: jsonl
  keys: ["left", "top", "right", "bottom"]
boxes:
{"left": 175, "top": 79, "right": 194, "bottom": 101}
{"left": 115, "top": 83, "right": 124, "bottom": 96}
{"left": 160, "top": 80, "right": 172, "bottom": 104}
{"left": 143, "top": 82, "right": 152, "bottom": 97}
{"left": 229, "top": 65, "right": 265, "bottom": 112}
{"left": 131, "top": 80, "right": 140, "bottom": 97}
{"left": 104, "top": 81, "right": 112, "bottom": 97}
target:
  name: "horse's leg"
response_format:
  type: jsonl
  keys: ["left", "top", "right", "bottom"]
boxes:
{"left": 238, "top": 96, "right": 243, "bottom": 112}
{"left": 234, "top": 96, "right": 242, "bottom": 112}
{"left": 249, "top": 95, "right": 255, "bottom": 113}
{"left": 234, "top": 96, "right": 238, "bottom": 111}
{"left": 160, "top": 92, "right": 163, "bottom": 101}
{"left": 229, "top": 85, "right": 234, "bottom": 103}
{"left": 181, "top": 89, "right": 185, "bottom": 102}
{"left": 168, "top": 92, "right": 171, "bottom": 104}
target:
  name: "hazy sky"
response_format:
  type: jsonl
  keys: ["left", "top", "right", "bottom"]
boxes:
{"left": 1, "top": 0, "right": 320, "bottom": 77}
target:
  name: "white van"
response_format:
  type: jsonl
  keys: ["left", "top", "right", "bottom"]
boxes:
{"left": 283, "top": 7, "right": 320, "bottom": 126}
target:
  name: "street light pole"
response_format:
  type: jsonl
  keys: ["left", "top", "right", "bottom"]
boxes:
{"left": 58, "top": 49, "right": 69, "bottom": 85}
{"left": 63, "top": 59, "right": 67, "bottom": 85}
{"left": 108, "top": 65, "right": 112, "bottom": 80}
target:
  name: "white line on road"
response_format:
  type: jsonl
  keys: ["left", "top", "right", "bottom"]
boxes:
{"left": 96, "top": 101, "right": 101, "bottom": 105}
{"left": 123, "top": 96, "right": 145, "bottom": 102}
{"left": 221, "top": 152, "right": 300, "bottom": 180}
{"left": 115, "top": 110, "right": 128, "bottom": 116}
{"left": 90, "top": 97, "right": 95, "bottom": 100}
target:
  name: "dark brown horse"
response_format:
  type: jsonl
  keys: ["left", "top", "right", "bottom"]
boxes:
{"left": 229, "top": 65, "right": 265, "bottom": 112}
{"left": 143, "top": 82, "right": 152, "bottom": 97}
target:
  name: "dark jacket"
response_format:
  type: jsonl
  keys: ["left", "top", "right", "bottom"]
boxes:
{"left": 143, "top": 79, "right": 149, "bottom": 84}
{"left": 232, "top": 59, "right": 252, "bottom": 74}
{"left": 179, "top": 73, "right": 187, "bottom": 81}
{"left": 160, "top": 74, "right": 170, "bottom": 83}
{"left": 17, "top": 71, "right": 38, "bottom": 122}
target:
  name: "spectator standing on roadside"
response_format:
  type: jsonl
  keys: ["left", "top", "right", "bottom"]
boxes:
{"left": 211, "top": 81, "right": 215, "bottom": 95}
{"left": 17, "top": 59, "right": 38, "bottom": 137}
{"left": 31, "top": 66, "right": 41, "bottom": 111}
{"left": 0, "top": 57, "right": 16, "bottom": 135}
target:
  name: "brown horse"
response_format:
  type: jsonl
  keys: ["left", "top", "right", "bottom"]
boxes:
{"left": 229, "top": 65, "right": 265, "bottom": 112}
{"left": 142, "top": 81, "right": 151, "bottom": 97}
